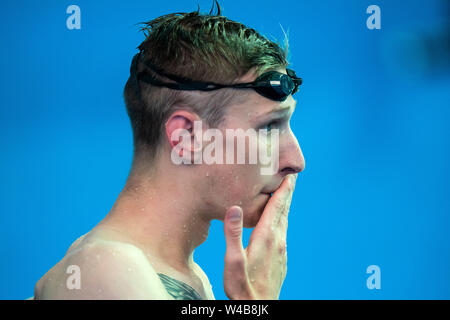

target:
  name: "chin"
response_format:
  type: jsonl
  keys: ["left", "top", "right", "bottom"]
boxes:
{"left": 243, "top": 217, "right": 259, "bottom": 228}
{"left": 243, "top": 208, "right": 264, "bottom": 228}
{"left": 242, "top": 193, "right": 270, "bottom": 228}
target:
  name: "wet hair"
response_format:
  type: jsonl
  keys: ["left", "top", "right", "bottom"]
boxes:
{"left": 123, "top": 0, "right": 289, "bottom": 166}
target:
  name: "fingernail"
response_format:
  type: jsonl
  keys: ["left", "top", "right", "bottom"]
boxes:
{"left": 229, "top": 208, "right": 242, "bottom": 222}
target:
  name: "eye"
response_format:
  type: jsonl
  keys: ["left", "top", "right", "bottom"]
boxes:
{"left": 261, "top": 120, "right": 280, "bottom": 132}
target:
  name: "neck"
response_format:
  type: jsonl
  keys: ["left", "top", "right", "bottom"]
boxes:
{"left": 100, "top": 163, "right": 211, "bottom": 273}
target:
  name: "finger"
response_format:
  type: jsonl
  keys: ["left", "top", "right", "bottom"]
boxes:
{"left": 223, "top": 206, "right": 244, "bottom": 256}
{"left": 255, "top": 173, "right": 297, "bottom": 233}
{"left": 223, "top": 206, "right": 247, "bottom": 294}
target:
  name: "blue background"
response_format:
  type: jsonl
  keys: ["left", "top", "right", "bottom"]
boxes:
{"left": 1, "top": 0, "right": 449, "bottom": 299}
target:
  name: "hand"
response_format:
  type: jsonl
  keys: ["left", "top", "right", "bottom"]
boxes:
{"left": 223, "top": 173, "right": 298, "bottom": 300}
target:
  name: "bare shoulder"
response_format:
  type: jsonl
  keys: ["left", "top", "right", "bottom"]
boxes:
{"left": 193, "top": 263, "right": 215, "bottom": 300}
{"left": 35, "top": 239, "right": 173, "bottom": 300}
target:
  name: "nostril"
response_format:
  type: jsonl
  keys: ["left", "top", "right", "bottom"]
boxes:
{"left": 281, "top": 166, "right": 302, "bottom": 175}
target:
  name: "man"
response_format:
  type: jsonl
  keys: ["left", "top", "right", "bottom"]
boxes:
{"left": 34, "top": 2, "right": 305, "bottom": 300}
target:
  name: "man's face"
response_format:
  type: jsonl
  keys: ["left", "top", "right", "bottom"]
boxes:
{"left": 197, "top": 70, "right": 305, "bottom": 227}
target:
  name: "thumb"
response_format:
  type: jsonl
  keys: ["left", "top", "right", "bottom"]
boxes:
{"left": 223, "top": 206, "right": 244, "bottom": 255}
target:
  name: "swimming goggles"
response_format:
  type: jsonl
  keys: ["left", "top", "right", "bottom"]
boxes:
{"left": 134, "top": 53, "right": 302, "bottom": 102}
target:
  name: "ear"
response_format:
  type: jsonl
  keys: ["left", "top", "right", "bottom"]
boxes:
{"left": 165, "top": 110, "right": 204, "bottom": 163}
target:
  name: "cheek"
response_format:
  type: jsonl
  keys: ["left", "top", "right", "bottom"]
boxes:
{"left": 207, "top": 164, "right": 260, "bottom": 202}
{"left": 199, "top": 130, "right": 274, "bottom": 221}
{"left": 221, "top": 165, "right": 256, "bottom": 201}
{"left": 225, "top": 164, "right": 271, "bottom": 223}
{"left": 201, "top": 164, "right": 271, "bottom": 226}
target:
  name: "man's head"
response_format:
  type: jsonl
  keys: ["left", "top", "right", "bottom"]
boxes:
{"left": 123, "top": 2, "right": 305, "bottom": 227}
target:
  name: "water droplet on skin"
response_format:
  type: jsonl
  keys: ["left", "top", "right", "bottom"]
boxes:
{"left": 206, "top": 172, "right": 209, "bottom": 177}
{"left": 127, "top": 268, "right": 132, "bottom": 272}
{"left": 96, "top": 254, "right": 101, "bottom": 260}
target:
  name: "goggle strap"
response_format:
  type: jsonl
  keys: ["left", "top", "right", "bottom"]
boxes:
{"left": 135, "top": 54, "right": 302, "bottom": 97}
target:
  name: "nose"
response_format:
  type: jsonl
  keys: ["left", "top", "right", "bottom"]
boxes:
{"left": 278, "top": 129, "right": 305, "bottom": 177}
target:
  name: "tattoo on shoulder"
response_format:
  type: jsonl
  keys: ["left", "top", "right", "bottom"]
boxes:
{"left": 157, "top": 273, "right": 203, "bottom": 300}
